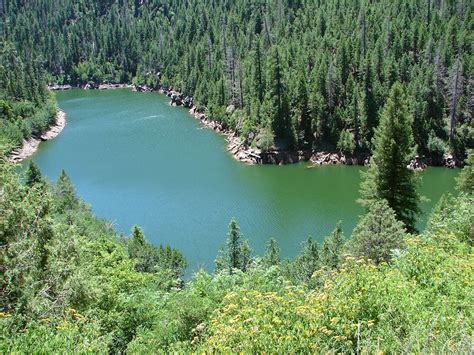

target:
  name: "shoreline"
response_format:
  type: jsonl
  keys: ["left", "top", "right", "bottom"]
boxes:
{"left": 6, "top": 109, "right": 67, "bottom": 163}
{"left": 157, "top": 87, "right": 462, "bottom": 170}
{"left": 49, "top": 82, "right": 463, "bottom": 169}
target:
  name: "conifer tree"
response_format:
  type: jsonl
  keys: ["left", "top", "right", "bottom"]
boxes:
{"left": 240, "top": 239, "right": 252, "bottom": 272}
{"left": 360, "top": 82, "right": 420, "bottom": 232}
{"left": 25, "top": 161, "right": 43, "bottom": 187}
{"left": 349, "top": 200, "right": 406, "bottom": 264}
{"left": 262, "top": 238, "right": 280, "bottom": 267}
{"left": 132, "top": 225, "right": 146, "bottom": 246}
{"left": 362, "top": 57, "right": 378, "bottom": 147}
{"left": 265, "top": 47, "right": 294, "bottom": 148}
{"left": 226, "top": 218, "right": 242, "bottom": 271}
{"left": 292, "top": 236, "right": 320, "bottom": 283}
{"left": 252, "top": 38, "right": 265, "bottom": 103}
{"left": 293, "top": 72, "right": 311, "bottom": 147}
{"left": 320, "top": 222, "right": 345, "bottom": 269}
{"left": 55, "top": 170, "right": 78, "bottom": 212}
{"left": 215, "top": 218, "right": 252, "bottom": 273}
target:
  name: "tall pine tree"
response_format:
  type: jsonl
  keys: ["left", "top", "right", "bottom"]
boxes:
{"left": 359, "top": 82, "right": 420, "bottom": 232}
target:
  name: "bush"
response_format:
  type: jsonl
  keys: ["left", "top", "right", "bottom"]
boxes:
{"left": 337, "top": 129, "right": 356, "bottom": 155}
{"left": 0, "top": 316, "right": 110, "bottom": 353}
{"left": 427, "top": 132, "right": 447, "bottom": 160}
{"left": 427, "top": 193, "right": 473, "bottom": 245}
{"left": 256, "top": 125, "right": 275, "bottom": 151}
{"left": 192, "top": 234, "right": 472, "bottom": 353}
{"left": 349, "top": 200, "right": 406, "bottom": 264}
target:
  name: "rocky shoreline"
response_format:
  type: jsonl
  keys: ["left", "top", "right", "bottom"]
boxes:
{"left": 6, "top": 109, "right": 67, "bottom": 163}
{"left": 49, "top": 83, "right": 134, "bottom": 90}
{"left": 156, "top": 86, "right": 464, "bottom": 169}
{"left": 49, "top": 82, "right": 463, "bottom": 169}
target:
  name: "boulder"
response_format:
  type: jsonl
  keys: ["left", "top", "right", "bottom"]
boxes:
{"left": 443, "top": 153, "right": 460, "bottom": 169}
{"left": 183, "top": 96, "right": 193, "bottom": 108}
{"left": 136, "top": 84, "right": 152, "bottom": 92}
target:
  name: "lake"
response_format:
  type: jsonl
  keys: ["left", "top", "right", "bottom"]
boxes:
{"left": 28, "top": 89, "right": 459, "bottom": 273}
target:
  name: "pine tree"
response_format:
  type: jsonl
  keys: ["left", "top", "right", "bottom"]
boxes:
{"left": 320, "top": 222, "right": 345, "bottom": 269}
{"left": 55, "top": 170, "right": 78, "bottom": 212}
{"left": 265, "top": 46, "right": 294, "bottom": 148}
{"left": 447, "top": 55, "right": 464, "bottom": 146}
{"left": 349, "top": 199, "right": 406, "bottom": 264}
{"left": 240, "top": 239, "right": 252, "bottom": 272}
{"left": 132, "top": 225, "right": 146, "bottom": 246}
{"left": 226, "top": 218, "right": 242, "bottom": 271}
{"left": 215, "top": 218, "right": 251, "bottom": 273}
{"left": 362, "top": 57, "right": 378, "bottom": 147}
{"left": 359, "top": 82, "right": 420, "bottom": 232}
{"left": 252, "top": 38, "right": 265, "bottom": 103}
{"left": 25, "top": 160, "right": 43, "bottom": 187}
{"left": 294, "top": 236, "right": 320, "bottom": 283}
{"left": 293, "top": 72, "right": 311, "bottom": 147}
{"left": 262, "top": 238, "right": 280, "bottom": 267}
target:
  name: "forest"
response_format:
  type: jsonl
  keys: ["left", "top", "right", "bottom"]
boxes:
{"left": 1, "top": 0, "right": 473, "bottom": 353}
{"left": 3, "top": 0, "right": 473, "bottom": 160}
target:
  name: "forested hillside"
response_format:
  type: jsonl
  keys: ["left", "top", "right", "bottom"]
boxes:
{"left": 4, "top": 0, "right": 473, "bottom": 158}
{"left": 1, "top": 1, "right": 473, "bottom": 353}
{"left": 0, "top": 44, "right": 57, "bottom": 153}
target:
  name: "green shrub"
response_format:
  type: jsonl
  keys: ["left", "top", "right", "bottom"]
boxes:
{"left": 337, "top": 129, "right": 356, "bottom": 155}
{"left": 427, "top": 132, "right": 447, "bottom": 159}
{"left": 192, "top": 234, "right": 472, "bottom": 353}
{"left": 349, "top": 200, "right": 406, "bottom": 264}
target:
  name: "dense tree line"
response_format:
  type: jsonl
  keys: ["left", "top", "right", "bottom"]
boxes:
{"left": 0, "top": 44, "right": 57, "bottom": 152}
{"left": 3, "top": 0, "right": 473, "bottom": 157}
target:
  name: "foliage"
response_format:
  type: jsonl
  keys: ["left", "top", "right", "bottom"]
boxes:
{"left": 349, "top": 200, "right": 407, "bottom": 264}
{"left": 127, "top": 226, "right": 187, "bottom": 278}
{"left": 4, "top": 0, "right": 473, "bottom": 155}
{"left": 1, "top": 2, "right": 473, "bottom": 351}
{"left": 320, "top": 222, "right": 345, "bottom": 269}
{"left": 427, "top": 193, "right": 473, "bottom": 246}
{"left": 282, "top": 236, "right": 320, "bottom": 287}
{"left": 127, "top": 265, "right": 287, "bottom": 353}
{"left": 457, "top": 149, "right": 473, "bottom": 194}
{"left": 359, "top": 83, "right": 420, "bottom": 232}
{"left": 0, "top": 44, "right": 56, "bottom": 153}
{"left": 0, "top": 161, "right": 185, "bottom": 353}
{"left": 25, "top": 160, "right": 43, "bottom": 187}
{"left": 262, "top": 238, "right": 280, "bottom": 267}
{"left": 427, "top": 132, "right": 447, "bottom": 160}
{"left": 337, "top": 129, "right": 356, "bottom": 155}
{"left": 1, "top": 151, "right": 472, "bottom": 353}
{"left": 215, "top": 218, "right": 252, "bottom": 273}
{"left": 191, "top": 228, "right": 472, "bottom": 353}
{"left": 0, "top": 315, "right": 110, "bottom": 353}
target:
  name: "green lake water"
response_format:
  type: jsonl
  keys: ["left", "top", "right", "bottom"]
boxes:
{"left": 28, "top": 89, "right": 459, "bottom": 273}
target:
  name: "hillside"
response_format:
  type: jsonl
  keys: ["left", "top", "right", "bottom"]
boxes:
{"left": 4, "top": 0, "right": 473, "bottom": 160}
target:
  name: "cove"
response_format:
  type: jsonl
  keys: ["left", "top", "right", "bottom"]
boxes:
{"left": 28, "top": 89, "right": 459, "bottom": 273}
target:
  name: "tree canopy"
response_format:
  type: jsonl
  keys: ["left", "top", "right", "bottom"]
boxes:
{"left": 3, "top": 0, "right": 473, "bottom": 156}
